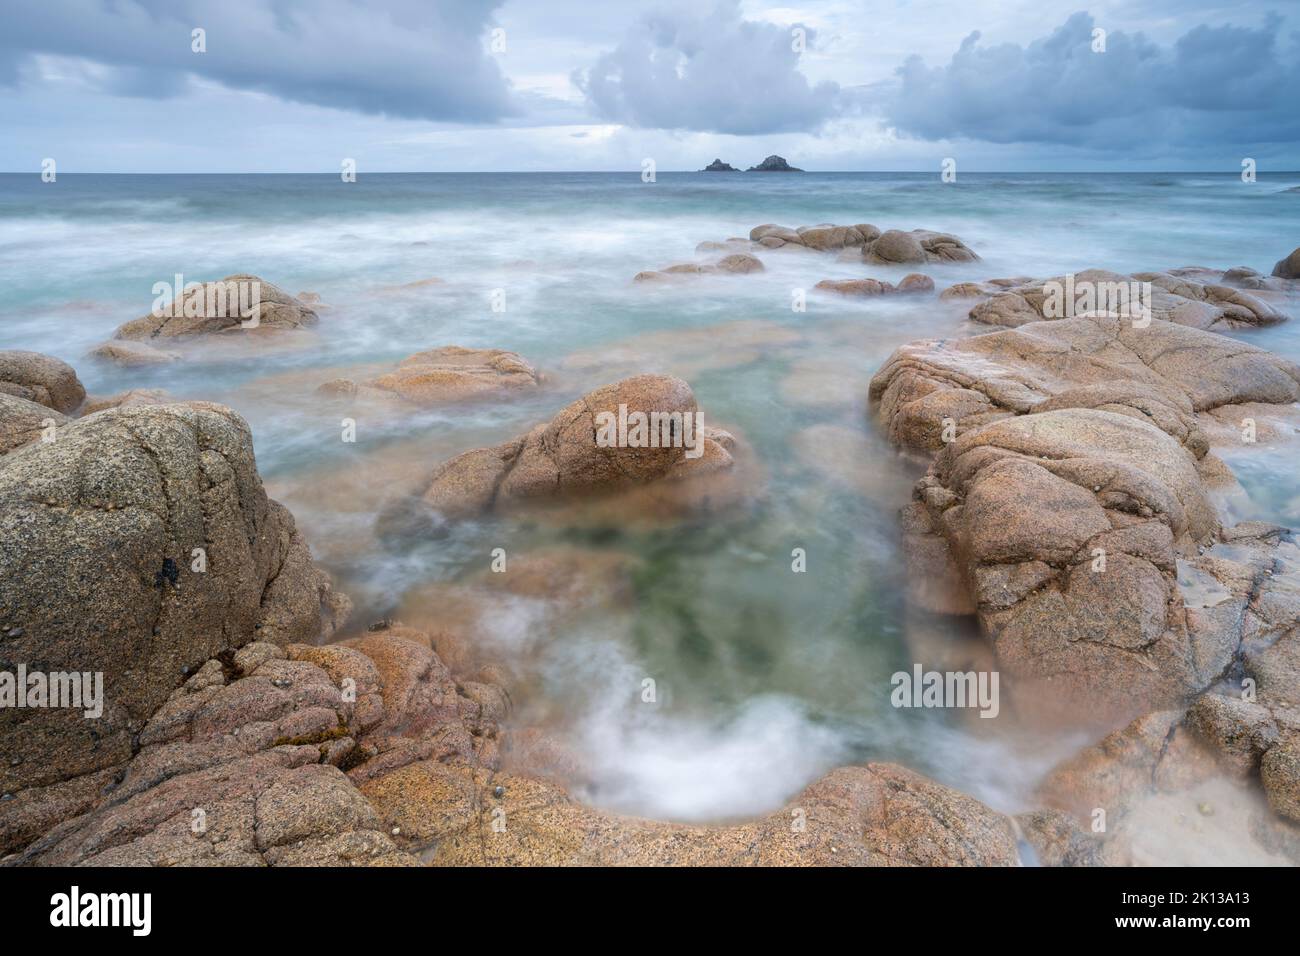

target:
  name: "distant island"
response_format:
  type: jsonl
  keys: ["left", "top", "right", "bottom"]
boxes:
{"left": 699, "top": 155, "right": 802, "bottom": 172}
{"left": 747, "top": 155, "right": 802, "bottom": 172}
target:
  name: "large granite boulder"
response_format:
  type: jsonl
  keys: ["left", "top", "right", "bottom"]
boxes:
{"left": 870, "top": 312, "right": 1300, "bottom": 722}
{"left": 418, "top": 375, "right": 736, "bottom": 519}
{"left": 901, "top": 407, "right": 1227, "bottom": 720}
{"left": 0, "top": 402, "right": 348, "bottom": 801}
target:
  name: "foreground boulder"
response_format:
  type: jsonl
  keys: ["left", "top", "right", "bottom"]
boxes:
{"left": 110, "top": 275, "right": 317, "bottom": 341}
{"left": 967, "top": 268, "right": 1287, "bottom": 330}
{"left": 0, "top": 350, "right": 84, "bottom": 413}
{"left": 3, "top": 625, "right": 502, "bottom": 865}
{"left": 901, "top": 407, "right": 1227, "bottom": 720}
{"left": 1038, "top": 528, "right": 1300, "bottom": 856}
{"left": 417, "top": 375, "right": 736, "bottom": 519}
{"left": 0, "top": 402, "right": 348, "bottom": 801}
{"left": 4, "top": 615, "right": 1028, "bottom": 867}
{"left": 320, "top": 347, "right": 540, "bottom": 406}
{"left": 870, "top": 315, "right": 1300, "bottom": 722}
{"left": 365, "top": 755, "right": 1021, "bottom": 866}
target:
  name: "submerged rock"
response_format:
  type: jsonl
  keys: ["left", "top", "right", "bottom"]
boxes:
{"left": 323, "top": 346, "right": 540, "bottom": 406}
{"left": 814, "top": 273, "right": 935, "bottom": 298}
{"left": 88, "top": 339, "right": 180, "bottom": 367}
{"left": 1273, "top": 246, "right": 1300, "bottom": 279}
{"left": 634, "top": 253, "right": 764, "bottom": 282}
{"left": 815, "top": 278, "right": 894, "bottom": 297}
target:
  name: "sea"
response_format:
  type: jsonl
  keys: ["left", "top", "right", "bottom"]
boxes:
{"left": 2, "top": 170, "right": 1297, "bottom": 822}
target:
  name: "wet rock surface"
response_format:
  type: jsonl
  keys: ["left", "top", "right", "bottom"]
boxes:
{"left": 110, "top": 275, "right": 318, "bottom": 341}
{"left": 964, "top": 267, "right": 1290, "bottom": 331}
{"left": 0, "top": 350, "right": 85, "bottom": 413}
{"left": 871, "top": 311, "right": 1300, "bottom": 721}
{"left": 870, "top": 314, "right": 1300, "bottom": 453}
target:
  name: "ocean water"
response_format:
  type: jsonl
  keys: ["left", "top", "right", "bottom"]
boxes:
{"left": 2, "top": 171, "right": 1298, "bottom": 822}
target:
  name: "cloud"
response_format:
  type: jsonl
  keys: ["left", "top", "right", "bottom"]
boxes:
{"left": 872, "top": 12, "right": 1300, "bottom": 152}
{"left": 574, "top": 0, "right": 842, "bottom": 135}
{"left": 0, "top": 0, "right": 515, "bottom": 122}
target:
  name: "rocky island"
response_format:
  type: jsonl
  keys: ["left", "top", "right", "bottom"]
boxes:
{"left": 746, "top": 154, "right": 802, "bottom": 172}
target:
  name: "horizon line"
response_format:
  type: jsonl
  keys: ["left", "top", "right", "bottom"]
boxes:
{"left": 4, "top": 169, "right": 1300, "bottom": 176}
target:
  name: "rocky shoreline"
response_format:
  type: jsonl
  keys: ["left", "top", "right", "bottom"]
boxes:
{"left": 3, "top": 236, "right": 1299, "bottom": 867}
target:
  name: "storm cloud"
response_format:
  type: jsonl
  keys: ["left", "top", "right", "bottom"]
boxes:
{"left": 574, "top": 1, "right": 842, "bottom": 135}
{"left": 0, "top": 0, "right": 515, "bottom": 122}
{"left": 877, "top": 12, "right": 1299, "bottom": 150}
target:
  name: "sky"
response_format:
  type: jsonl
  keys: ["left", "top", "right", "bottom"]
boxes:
{"left": 0, "top": 0, "right": 1296, "bottom": 172}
